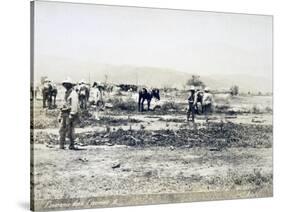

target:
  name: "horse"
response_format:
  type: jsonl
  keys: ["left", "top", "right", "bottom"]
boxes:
{"left": 138, "top": 88, "right": 160, "bottom": 112}
{"left": 78, "top": 85, "right": 90, "bottom": 109}
{"left": 42, "top": 83, "right": 57, "bottom": 109}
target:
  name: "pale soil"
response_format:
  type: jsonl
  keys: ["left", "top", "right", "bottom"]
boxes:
{"left": 32, "top": 144, "right": 272, "bottom": 200}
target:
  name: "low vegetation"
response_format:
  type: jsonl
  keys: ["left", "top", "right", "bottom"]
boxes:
{"left": 34, "top": 122, "right": 272, "bottom": 149}
{"left": 108, "top": 98, "right": 137, "bottom": 112}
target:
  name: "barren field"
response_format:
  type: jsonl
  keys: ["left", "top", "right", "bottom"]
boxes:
{"left": 31, "top": 92, "right": 273, "bottom": 202}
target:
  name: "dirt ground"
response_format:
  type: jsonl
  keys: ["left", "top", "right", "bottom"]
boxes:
{"left": 33, "top": 145, "right": 272, "bottom": 200}
{"left": 31, "top": 93, "right": 273, "bottom": 202}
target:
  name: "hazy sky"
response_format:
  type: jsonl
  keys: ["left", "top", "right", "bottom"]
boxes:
{"left": 34, "top": 1, "right": 272, "bottom": 81}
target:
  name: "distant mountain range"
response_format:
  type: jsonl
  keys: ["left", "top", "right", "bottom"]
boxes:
{"left": 37, "top": 64, "right": 272, "bottom": 93}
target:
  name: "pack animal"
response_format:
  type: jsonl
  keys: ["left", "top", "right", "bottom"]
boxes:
{"left": 42, "top": 83, "right": 57, "bottom": 109}
{"left": 138, "top": 88, "right": 160, "bottom": 112}
{"left": 78, "top": 85, "right": 90, "bottom": 109}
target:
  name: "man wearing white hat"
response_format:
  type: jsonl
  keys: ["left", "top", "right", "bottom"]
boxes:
{"left": 58, "top": 77, "right": 79, "bottom": 150}
{"left": 187, "top": 85, "right": 196, "bottom": 122}
{"left": 202, "top": 87, "right": 214, "bottom": 121}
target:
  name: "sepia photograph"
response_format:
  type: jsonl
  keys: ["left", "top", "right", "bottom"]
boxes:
{"left": 30, "top": 1, "right": 273, "bottom": 211}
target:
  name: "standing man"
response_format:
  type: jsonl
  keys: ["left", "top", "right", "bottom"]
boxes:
{"left": 195, "top": 87, "right": 204, "bottom": 114}
{"left": 187, "top": 86, "right": 196, "bottom": 122}
{"left": 58, "top": 77, "right": 79, "bottom": 150}
{"left": 90, "top": 82, "right": 103, "bottom": 120}
{"left": 202, "top": 87, "right": 214, "bottom": 122}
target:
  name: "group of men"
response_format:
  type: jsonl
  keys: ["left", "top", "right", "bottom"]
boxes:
{"left": 187, "top": 86, "right": 214, "bottom": 122}
{"left": 52, "top": 76, "right": 213, "bottom": 150}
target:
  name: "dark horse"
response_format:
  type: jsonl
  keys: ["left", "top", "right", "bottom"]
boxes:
{"left": 138, "top": 88, "right": 160, "bottom": 112}
{"left": 42, "top": 84, "right": 57, "bottom": 109}
{"left": 78, "top": 85, "right": 90, "bottom": 109}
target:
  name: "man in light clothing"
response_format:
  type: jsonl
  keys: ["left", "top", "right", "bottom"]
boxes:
{"left": 202, "top": 87, "right": 214, "bottom": 122}
{"left": 90, "top": 82, "right": 103, "bottom": 120}
{"left": 58, "top": 77, "right": 79, "bottom": 150}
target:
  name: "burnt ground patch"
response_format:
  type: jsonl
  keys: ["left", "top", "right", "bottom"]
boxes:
{"left": 34, "top": 122, "right": 272, "bottom": 149}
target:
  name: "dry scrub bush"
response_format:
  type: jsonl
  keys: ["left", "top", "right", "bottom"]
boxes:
{"left": 161, "top": 101, "right": 180, "bottom": 111}
{"left": 108, "top": 98, "right": 137, "bottom": 111}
